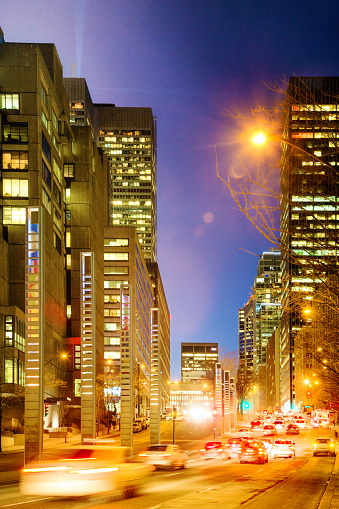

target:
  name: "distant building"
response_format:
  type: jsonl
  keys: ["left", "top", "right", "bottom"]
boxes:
{"left": 181, "top": 342, "right": 218, "bottom": 382}
{"left": 169, "top": 380, "right": 214, "bottom": 417}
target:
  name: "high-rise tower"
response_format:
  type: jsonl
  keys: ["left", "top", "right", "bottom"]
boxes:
{"left": 280, "top": 76, "right": 339, "bottom": 410}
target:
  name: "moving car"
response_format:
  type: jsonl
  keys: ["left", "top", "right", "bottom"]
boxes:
{"left": 200, "top": 441, "right": 225, "bottom": 460}
{"left": 295, "top": 419, "right": 307, "bottom": 429}
{"left": 313, "top": 436, "right": 336, "bottom": 456}
{"left": 263, "top": 425, "right": 277, "bottom": 436}
{"left": 286, "top": 424, "right": 300, "bottom": 435}
{"left": 236, "top": 427, "right": 252, "bottom": 438}
{"left": 238, "top": 439, "right": 268, "bottom": 464}
{"left": 273, "top": 420, "right": 285, "bottom": 431}
{"left": 272, "top": 439, "right": 295, "bottom": 458}
{"left": 20, "top": 446, "right": 154, "bottom": 498}
{"left": 138, "top": 444, "right": 187, "bottom": 469}
{"left": 224, "top": 437, "right": 244, "bottom": 459}
{"left": 250, "top": 420, "right": 262, "bottom": 430}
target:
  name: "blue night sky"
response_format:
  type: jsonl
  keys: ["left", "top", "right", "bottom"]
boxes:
{"left": 2, "top": 0, "right": 339, "bottom": 379}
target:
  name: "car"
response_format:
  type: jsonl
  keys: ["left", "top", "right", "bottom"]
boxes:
{"left": 295, "top": 419, "right": 307, "bottom": 429}
{"left": 138, "top": 444, "right": 187, "bottom": 470}
{"left": 312, "top": 419, "right": 321, "bottom": 428}
{"left": 250, "top": 420, "right": 262, "bottom": 430}
{"left": 261, "top": 438, "right": 273, "bottom": 454}
{"left": 20, "top": 446, "right": 154, "bottom": 498}
{"left": 263, "top": 425, "right": 277, "bottom": 436}
{"left": 200, "top": 441, "right": 225, "bottom": 460}
{"left": 134, "top": 417, "right": 147, "bottom": 430}
{"left": 236, "top": 427, "right": 252, "bottom": 437}
{"left": 286, "top": 424, "right": 300, "bottom": 435}
{"left": 313, "top": 437, "right": 336, "bottom": 456}
{"left": 224, "top": 437, "right": 245, "bottom": 459}
{"left": 133, "top": 421, "right": 142, "bottom": 433}
{"left": 272, "top": 439, "right": 295, "bottom": 458}
{"left": 273, "top": 420, "right": 285, "bottom": 431}
{"left": 238, "top": 439, "right": 268, "bottom": 464}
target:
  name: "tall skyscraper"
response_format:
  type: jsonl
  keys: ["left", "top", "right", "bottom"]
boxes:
{"left": 253, "top": 248, "right": 281, "bottom": 366}
{"left": 280, "top": 76, "right": 339, "bottom": 410}
{"left": 64, "top": 79, "right": 157, "bottom": 263}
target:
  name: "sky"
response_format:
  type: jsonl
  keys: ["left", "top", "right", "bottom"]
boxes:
{"left": 2, "top": 0, "right": 339, "bottom": 379}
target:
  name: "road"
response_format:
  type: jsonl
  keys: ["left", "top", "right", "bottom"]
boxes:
{"left": 0, "top": 421, "right": 336, "bottom": 508}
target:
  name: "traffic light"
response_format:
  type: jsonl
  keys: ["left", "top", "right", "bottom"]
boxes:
{"left": 243, "top": 401, "right": 250, "bottom": 410}
{"left": 44, "top": 403, "right": 49, "bottom": 417}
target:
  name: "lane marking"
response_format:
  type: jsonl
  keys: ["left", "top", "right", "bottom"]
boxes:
{"left": 2, "top": 498, "right": 53, "bottom": 507}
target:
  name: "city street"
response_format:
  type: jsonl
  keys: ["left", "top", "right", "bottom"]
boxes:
{"left": 0, "top": 421, "right": 337, "bottom": 508}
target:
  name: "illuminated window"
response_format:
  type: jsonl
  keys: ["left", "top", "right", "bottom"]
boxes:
{"left": 66, "top": 231, "right": 71, "bottom": 247}
{"left": 104, "top": 253, "right": 129, "bottom": 261}
{"left": 65, "top": 188, "right": 71, "bottom": 203}
{"left": 104, "top": 239, "right": 129, "bottom": 247}
{"left": 3, "top": 178, "right": 28, "bottom": 197}
{"left": 3, "top": 206, "right": 26, "bottom": 224}
{"left": 2, "top": 151, "right": 28, "bottom": 169}
{"left": 104, "top": 280, "right": 128, "bottom": 288}
{"left": 67, "top": 305, "right": 72, "bottom": 319}
{"left": 64, "top": 164, "right": 74, "bottom": 177}
{"left": 0, "top": 93, "right": 19, "bottom": 110}
{"left": 74, "top": 346, "right": 81, "bottom": 371}
{"left": 2, "top": 124, "right": 28, "bottom": 142}
{"left": 74, "top": 378, "right": 81, "bottom": 396}
{"left": 104, "top": 265, "right": 129, "bottom": 275}
{"left": 66, "top": 254, "right": 71, "bottom": 269}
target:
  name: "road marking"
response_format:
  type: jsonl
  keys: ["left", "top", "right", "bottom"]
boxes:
{"left": 2, "top": 498, "right": 53, "bottom": 507}
{"left": 199, "top": 487, "right": 214, "bottom": 493}
{"left": 164, "top": 472, "right": 181, "bottom": 477}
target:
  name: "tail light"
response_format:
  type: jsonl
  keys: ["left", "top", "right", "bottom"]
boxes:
{"left": 22, "top": 466, "right": 70, "bottom": 473}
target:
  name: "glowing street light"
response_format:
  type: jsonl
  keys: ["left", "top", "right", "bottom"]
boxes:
{"left": 252, "top": 132, "right": 266, "bottom": 144}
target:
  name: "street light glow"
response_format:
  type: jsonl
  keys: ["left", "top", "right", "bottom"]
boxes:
{"left": 252, "top": 132, "right": 266, "bottom": 144}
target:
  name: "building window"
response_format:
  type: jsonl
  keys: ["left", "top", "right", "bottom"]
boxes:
{"left": 64, "top": 164, "right": 75, "bottom": 178}
{"left": 42, "top": 187, "right": 51, "bottom": 214}
{"left": 104, "top": 280, "right": 128, "bottom": 289}
{"left": 104, "top": 337, "right": 120, "bottom": 346}
{"left": 52, "top": 180, "right": 61, "bottom": 208}
{"left": 104, "top": 294, "right": 121, "bottom": 304}
{"left": 74, "top": 345, "right": 81, "bottom": 371}
{"left": 3, "top": 178, "right": 28, "bottom": 197}
{"left": 42, "top": 132, "right": 51, "bottom": 164}
{"left": 104, "top": 265, "right": 129, "bottom": 275}
{"left": 5, "top": 359, "right": 14, "bottom": 383}
{"left": 53, "top": 158, "right": 62, "bottom": 183}
{"left": 42, "top": 160, "right": 51, "bottom": 189}
{"left": 2, "top": 124, "right": 28, "bottom": 143}
{"left": 54, "top": 231, "right": 61, "bottom": 254}
{"left": 66, "top": 231, "right": 71, "bottom": 247}
{"left": 41, "top": 84, "right": 48, "bottom": 108}
{"left": 2, "top": 150, "right": 28, "bottom": 170}
{"left": 104, "top": 238, "right": 129, "bottom": 247}
{"left": 74, "top": 378, "right": 81, "bottom": 396}
{"left": 0, "top": 93, "right": 19, "bottom": 110}
{"left": 67, "top": 305, "right": 71, "bottom": 319}
{"left": 104, "top": 309, "right": 121, "bottom": 317}
{"left": 3, "top": 206, "right": 26, "bottom": 224}
{"left": 104, "top": 253, "right": 129, "bottom": 261}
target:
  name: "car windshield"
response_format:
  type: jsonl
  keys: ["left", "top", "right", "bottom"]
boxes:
{"left": 206, "top": 442, "right": 222, "bottom": 449}
{"left": 316, "top": 439, "right": 330, "bottom": 444}
{"left": 148, "top": 445, "right": 168, "bottom": 451}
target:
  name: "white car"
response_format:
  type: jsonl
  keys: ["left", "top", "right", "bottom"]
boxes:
{"left": 20, "top": 446, "right": 154, "bottom": 498}
{"left": 139, "top": 444, "right": 187, "bottom": 470}
{"left": 272, "top": 439, "right": 296, "bottom": 458}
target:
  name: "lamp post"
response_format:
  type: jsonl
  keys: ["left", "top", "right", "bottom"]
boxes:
{"left": 172, "top": 406, "right": 177, "bottom": 444}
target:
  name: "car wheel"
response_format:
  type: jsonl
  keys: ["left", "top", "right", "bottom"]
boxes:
{"left": 265, "top": 456, "right": 268, "bottom": 463}
{"left": 273, "top": 455, "right": 276, "bottom": 459}
{"left": 171, "top": 460, "right": 177, "bottom": 470}
{"left": 313, "top": 453, "right": 317, "bottom": 457}
{"left": 123, "top": 485, "right": 138, "bottom": 498}
{"left": 240, "top": 460, "right": 244, "bottom": 464}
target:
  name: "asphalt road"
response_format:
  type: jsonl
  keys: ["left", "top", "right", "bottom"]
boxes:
{"left": 0, "top": 421, "right": 336, "bottom": 508}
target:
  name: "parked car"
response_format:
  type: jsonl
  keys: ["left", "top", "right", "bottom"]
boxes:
{"left": 200, "top": 441, "right": 225, "bottom": 460}
{"left": 133, "top": 421, "right": 142, "bottom": 433}
{"left": 20, "top": 446, "right": 154, "bottom": 498}
{"left": 138, "top": 444, "right": 187, "bottom": 470}
{"left": 272, "top": 439, "right": 295, "bottom": 458}
{"left": 263, "top": 425, "right": 277, "bottom": 436}
{"left": 313, "top": 436, "right": 336, "bottom": 456}
{"left": 134, "top": 418, "right": 147, "bottom": 430}
{"left": 238, "top": 439, "right": 268, "bottom": 464}
{"left": 286, "top": 424, "right": 300, "bottom": 435}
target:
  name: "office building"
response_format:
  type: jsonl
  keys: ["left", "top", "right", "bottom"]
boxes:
{"left": 181, "top": 342, "right": 218, "bottom": 382}
{"left": 253, "top": 248, "right": 281, "bottom": 366}
{"left": 103, "top": 225, "right": 153, "bottom": 418}
{"left": 280, "top": 76, "right": 339, "bottom": 410}
{"left": 64, "top": 79, "right": 157, "bottom": 263}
